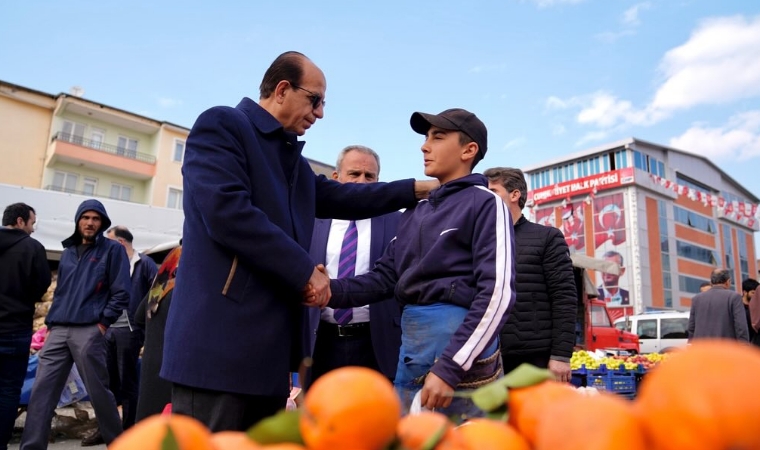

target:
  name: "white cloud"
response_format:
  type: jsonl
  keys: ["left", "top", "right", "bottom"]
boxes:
{"left": 548, "top": 14, "right": 760, "bottom": 140}
{"left": 669, "top": 111, "right": 760, "bottom": 160}
{"left": 652, "top": 15, "right": 760, "bottom": 111}
{"left": 622, "top": 2, "right": 651, "bottom": 26}
{"left": 158, "top": 97, "right": 183, "bottom": 108}
{"left": 527, "top": 0, "right": 585, "bottom": 8}
{"left": 503, "top": 137, "right": 527, "bottom": 150}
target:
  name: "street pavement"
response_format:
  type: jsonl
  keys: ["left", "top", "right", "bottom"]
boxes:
{"left": 8, "top": 404, "right": 106, "bottom": 450}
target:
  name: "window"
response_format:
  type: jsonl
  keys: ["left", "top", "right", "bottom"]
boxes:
{"left": 167, "top": 188, "right": 183, "bottom": 209}
{"left": 614, "top": 321, "right": 627, "bottom": 332}
{"left": 738, "top": 232, "right": 750, "bottom": 282}
{"left": 676, "top": 240, "right": 719, "bottom": 265}
{"left": 633, "top": 150, "right": 646, "bottom": 171}
{"left": 659, "top": 200, "right": 672, "bottom": 307}
{"left": 82, "top": 177, "right": 98, "bottom": 196}
{"left": 676, "top": 174, "right": 712, "bottom": 196}
{"left": 590, "top": 304, "right": 611, "bottom": 327}
{"left": 660, "top": 318, "right": 689, "bottom": 339}
{"left": 673, "top": 206, "right": 716, "bottom": 234}
{"left": 679, "top": 275, "right": 710, "bottom": 294}
{"left": 61, "top": 120, "right": 86, "bottom": 145}
{"left": 110, "top": 183, "right": 132, "bottom": 202}
{"left": 90, "top": 128, "right": 105, "bottom": 150}
{"left": 722, "top": 223, "right": 734, "bottom": 272}
{"left": 636, "top": 319, "right": 657, "bottom": 340}
{"left": 52, "top": 171, "right": 78, "bottom": 193}
{"left": 117, "top": 136, "right": 138, "bottom": 159}
{"left": 173, "top": 140, "right": 185, "bottom": 162}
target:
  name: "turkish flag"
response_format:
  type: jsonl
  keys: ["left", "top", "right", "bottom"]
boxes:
{"left": 594, "top": 193, "right": 626, "bottom": 248}
{"left": 535, "top": 207, "right": 556, "bottom": 228}
{"left": 562, "top": 204, "right": 585, "bottom": 251}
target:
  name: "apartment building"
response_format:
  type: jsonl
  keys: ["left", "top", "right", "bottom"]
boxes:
{"left": 524, "top": 138, "right": 758, "bottom": 319}
{"left": 0, "top": 79, "right": 333, "bottom": 209}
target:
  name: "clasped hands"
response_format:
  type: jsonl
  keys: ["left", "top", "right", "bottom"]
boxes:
{"left": 303, "top": 264, "right": 330, "bottom": 308}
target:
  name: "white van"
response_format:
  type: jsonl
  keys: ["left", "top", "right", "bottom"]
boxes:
{"left": 613, "top": 311, "right": 690, "bottom": 354}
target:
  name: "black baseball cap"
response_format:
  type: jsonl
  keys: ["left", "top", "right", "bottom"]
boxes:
{"left": 410, "top": 108, "right": 488, "bottom": 161}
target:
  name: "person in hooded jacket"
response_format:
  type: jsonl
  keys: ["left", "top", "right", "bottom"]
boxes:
{"left": 20, "top": 199, "right": 130, "bottom": 449}
{"left": 0, "top": 203, "right": 51, "bottom": 450}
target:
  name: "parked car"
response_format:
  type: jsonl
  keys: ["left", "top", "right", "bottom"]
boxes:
{"left": 613, "top": 311, "right": 690, "bottom": 353}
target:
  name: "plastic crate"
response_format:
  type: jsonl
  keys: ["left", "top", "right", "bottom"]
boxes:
{"left": 587, "top": 372, "right": 636, "bottom": 395}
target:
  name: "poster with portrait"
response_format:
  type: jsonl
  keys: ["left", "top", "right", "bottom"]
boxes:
{"left": 592, "top": 192, "right": 634, "bottom": 320}
{"left": 561, "top": 202, "right": 586, "bottom": 253}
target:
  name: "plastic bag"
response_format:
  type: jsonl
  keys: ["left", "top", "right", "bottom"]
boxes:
{"left": 57, "top": 364, "right": 88, "bottom": 407}
{"left": 409, "top": 390, "right": 433, "bottom": 415}
{"left": 31, "top": 326, "right": 47, "bottom": 351}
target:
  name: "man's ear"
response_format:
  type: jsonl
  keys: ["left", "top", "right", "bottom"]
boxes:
{"left": 331, "top": 171, "right": 339, "bottom": 181}
{"left": 511, "top": 189, "right": 522, "bottom": 204}
{"left": 15, "top": 217, "right": 25, "bottom": 228}
{"left": 461, "top": 142, "right": 478, "bottom": 163}
{"left": 274, "top": 80, "right": 290, "bottom": 104}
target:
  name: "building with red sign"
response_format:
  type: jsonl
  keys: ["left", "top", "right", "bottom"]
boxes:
{"left": 523, "top": 137, "right": 758, "bottom": 319}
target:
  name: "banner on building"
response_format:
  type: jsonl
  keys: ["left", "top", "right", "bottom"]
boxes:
{"left": 528, "top": 167, "right": 635, "bottom": 206}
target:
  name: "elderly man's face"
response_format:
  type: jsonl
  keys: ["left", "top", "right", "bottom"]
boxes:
{"left": 333, "top": 150, "right": 379, "bottom": 184}
{"left": 279, "top": 60, "right": 326, "bottom": 136}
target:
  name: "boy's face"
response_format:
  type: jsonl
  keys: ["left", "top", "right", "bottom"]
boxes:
{"left": 421, "top": 126, "right": 475, "bottom": 184}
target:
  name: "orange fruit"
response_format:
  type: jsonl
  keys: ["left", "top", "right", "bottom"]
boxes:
{"left": 535, "top": 393, "right": 645, "bottom": 450}
{"left": 396, "top": 411, "right": 453, "bottom": 450}
{"left": 453, "top": 419, "right": 529, "bottom": 450}
{"left": 210, "top": 431, "right": 261, "bottom": 449}
{"left": 110, "top": 414, "right": 214, "bottom": 450}
{"left": 636, "top": 340, "right": 760, "bottom": 450}
{"left": 300, "top": 366, "right": 401, "bottom": 450}
{"left": 507, "top": 380, "right": 579, "bottom": 446}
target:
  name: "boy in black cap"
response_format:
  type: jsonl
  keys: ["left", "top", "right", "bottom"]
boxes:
{"left": 317, "top": 108, "right": 516, "bottom": 419}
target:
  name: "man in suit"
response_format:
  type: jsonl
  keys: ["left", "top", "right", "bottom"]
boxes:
{"left": 597, "top": 250, "right": 630, "bottom": 306}
{"left": 305, "top": 145, "right": 402, "bottom": 387}
{"left": 688, "top": 268, "right": 749, "bottom": 341}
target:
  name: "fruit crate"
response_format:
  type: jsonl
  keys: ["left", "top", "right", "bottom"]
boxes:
{"left": 587, "top": 371, "right": 637, "bottom": 396}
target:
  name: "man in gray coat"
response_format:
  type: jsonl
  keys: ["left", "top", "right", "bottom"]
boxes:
{"left": 688, "top": 268, "right": 749, "bottom": 342}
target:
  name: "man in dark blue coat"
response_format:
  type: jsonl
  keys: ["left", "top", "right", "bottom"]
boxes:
{"left": 20, "top": 199, "right": 130, "bottom": 448}
{"left": 161, "top": 51, "right": 434, "bottom": 432}
{"left": 304, "top": 145, "right": 402, "bottom": 388}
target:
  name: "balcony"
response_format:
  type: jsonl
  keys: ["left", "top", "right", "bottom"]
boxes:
{"left": 43, "top": 185, "right": 140, "bottom": 204}
{"left": 47, "top": 132, "right": 157, "bottom": 180}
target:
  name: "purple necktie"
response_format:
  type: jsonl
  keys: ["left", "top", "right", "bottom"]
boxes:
{"left": 333, "top": 220, "right": 357, "bottom": 325}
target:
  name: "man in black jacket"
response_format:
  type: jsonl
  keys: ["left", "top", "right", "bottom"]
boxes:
{"left": 0, "top": 203, "right": 51, "bottom": 450}
{"left": 485, "top": 168, "right": 577, "bottom": 382}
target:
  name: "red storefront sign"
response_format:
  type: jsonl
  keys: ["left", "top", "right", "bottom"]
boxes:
{"left": 528, "top": 167, "right": 635, "bottom": 205}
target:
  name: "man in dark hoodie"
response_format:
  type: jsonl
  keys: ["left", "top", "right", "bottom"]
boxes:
{"left": 20, "top": 199, "right": 130, "bottom": 449}
{"left": 0, "top": 203, "right": 51, "bottom": 450}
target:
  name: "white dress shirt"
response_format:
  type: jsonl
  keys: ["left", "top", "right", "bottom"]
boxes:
{"left": 320, "top": 218, "right": 372, "bottom": 324}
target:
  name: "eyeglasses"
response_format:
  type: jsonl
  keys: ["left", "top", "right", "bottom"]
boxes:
{"left": 291, "top": 83, "right": 325, "bottom": 109}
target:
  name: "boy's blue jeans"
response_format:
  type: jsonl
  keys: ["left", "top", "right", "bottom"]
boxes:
{"left": 0, "top": 330, "right": 32, "bottom": 450}
{"left": 394, "top": 303, "right": 502, "bottom": 423}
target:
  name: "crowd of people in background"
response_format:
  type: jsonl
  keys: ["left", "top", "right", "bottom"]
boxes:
{"left": 2, "top": 49, "right": 760, "bottom": 448}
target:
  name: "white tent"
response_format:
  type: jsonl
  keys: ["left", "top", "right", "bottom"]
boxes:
{"left": 0, "top": 184, "right": 183, "bottom": 260}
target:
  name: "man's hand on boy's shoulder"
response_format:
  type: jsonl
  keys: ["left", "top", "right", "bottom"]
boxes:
{"left": 414, "top": 179, "right": 440, "bottom": 200}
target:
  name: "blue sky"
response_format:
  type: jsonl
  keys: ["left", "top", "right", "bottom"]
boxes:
{"left": 3, "top": 0, "right": 760, "bottom": 192}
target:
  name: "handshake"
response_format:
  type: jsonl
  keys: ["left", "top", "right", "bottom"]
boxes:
{"left": 303, "top": 264, "right": 331, "bottom": 308}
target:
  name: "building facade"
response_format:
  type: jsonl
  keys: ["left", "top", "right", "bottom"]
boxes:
{"left": 524, "top": 138, "right": 758, "bottom": 319}
{"left": 0, "top": 80, "right": 333, "bottom": 209}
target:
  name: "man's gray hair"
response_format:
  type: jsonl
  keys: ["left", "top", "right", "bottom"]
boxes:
{"left": 711, "top": 268, "right": 731, "bottom": 285}
{"left": 335, "top": 145, "right": 381, "bottom": 174}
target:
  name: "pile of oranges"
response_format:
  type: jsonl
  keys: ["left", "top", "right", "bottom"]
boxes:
{"left": 110, "top": 339, "right": 760, "bottom": 450}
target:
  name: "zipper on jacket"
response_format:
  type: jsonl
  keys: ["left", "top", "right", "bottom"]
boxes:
{"left": 222, "top": 256, "right": 238, "bottom": 295}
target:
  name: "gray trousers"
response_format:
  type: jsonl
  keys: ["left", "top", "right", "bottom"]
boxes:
{"left": 20, "top": 325, "right": 122, "bottom": 449}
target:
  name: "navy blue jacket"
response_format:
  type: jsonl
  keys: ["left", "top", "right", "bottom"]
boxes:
{"left": 305, "top": 213, "right": 402, "bottom": 380}
{"left": 127, "top": 253, "right": 158, "bottom": 327}
{"left": 161, "top": 98, "right": 419, "bottom": 397}
{"left": 46, "top": 200, "right": 131, "bottom": 329}
{"left": 329, "top": 174, "right": 516, "bottom": 388}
